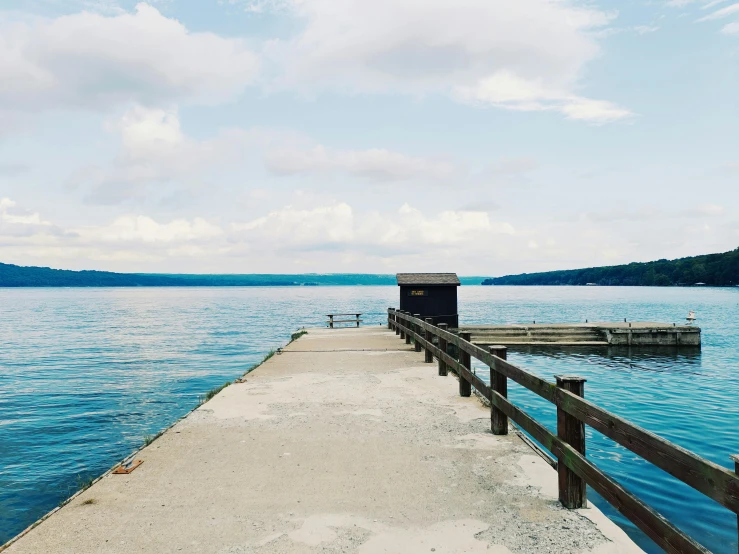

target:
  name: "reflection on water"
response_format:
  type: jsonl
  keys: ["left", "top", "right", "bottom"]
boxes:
{"left": 1, "top": 285, "right": 738, "bottom": 553}
{"left": 512, "top": 344, "right": 703, "bottom": 360}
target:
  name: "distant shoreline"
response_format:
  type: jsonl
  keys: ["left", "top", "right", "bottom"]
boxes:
{"left": 0, "top": 263, "right": 490, "bottom": 288}
{"left": 482, "top": 247, "right": 738, "bottom": 287}
{"left": 4, "top": 246, "right": 738, "bottom": 287}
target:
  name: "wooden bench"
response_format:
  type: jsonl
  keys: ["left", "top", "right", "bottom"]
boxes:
{"left": 327, "top": 313, "right": 362, "bottom": 328}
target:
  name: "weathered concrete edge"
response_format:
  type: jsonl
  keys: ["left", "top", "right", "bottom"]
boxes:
{"left": 0, "top": 330, "right": 307, "bottom": 553}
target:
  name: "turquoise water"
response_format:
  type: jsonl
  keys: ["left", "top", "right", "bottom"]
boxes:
{"left": 0, "top": 286, "right": 737, "bottom": 552}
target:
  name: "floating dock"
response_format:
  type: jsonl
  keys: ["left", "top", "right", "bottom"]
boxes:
{"left": 461, "top": 322, "right": 701, "bottom": 347}
{"left": 2, "top": 327, "right": 640, "bottom": 554}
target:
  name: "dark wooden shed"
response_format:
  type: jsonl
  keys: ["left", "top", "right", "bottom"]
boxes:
{"left": 397, "top": 273, "right": 460, "bottom": 328}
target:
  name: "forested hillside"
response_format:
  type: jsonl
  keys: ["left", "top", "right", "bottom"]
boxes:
{"left": 0, "top": 263, "right": 184, "bottom": 287}
{"left": 0, "top": 263, "right": 485, "bottom": 287}
{"left": 482, "top": 248, "right": 739, "bottom": 286}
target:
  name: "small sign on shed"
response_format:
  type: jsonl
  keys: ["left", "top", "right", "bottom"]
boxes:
{"left": 397, "top": 273, "right": 460, "bottom": 328}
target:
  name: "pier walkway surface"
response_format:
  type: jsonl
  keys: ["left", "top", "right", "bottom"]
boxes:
{"left": 6, "top": 327, "right": 642, "bottom": 554}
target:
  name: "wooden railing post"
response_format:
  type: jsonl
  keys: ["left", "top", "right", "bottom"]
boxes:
{"left": 556, "top": 375, "right": 587, "bottom": 509}
{"left": 395, "top": 310, "right": 400, "bottom": 335}
{"left": 732, "top": 454, "right": 739, "bottom": 553}
{"left": 459, "top": 332, "right": 472, "bottom": 397}
{"left": 424, "top": 318, "right": 434, "bottom": 363}
{"left": 489, "top": 346, "right": 508, "bottom": 435}
{"left": 437, "top": 323, "right": 448, "bottom": 376}
{"left": 413, "top": 314, "right": 422, "bottom": 352}
{"left": 399, "top": 312, "right": 406, "bottom": 341}
{"left": 388, "top": 308, "right": 392, "bottom": 330}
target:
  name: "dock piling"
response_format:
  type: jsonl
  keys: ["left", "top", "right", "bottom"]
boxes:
{"left": 556, "top": 375, "right": 587, "bottom": 509}
{"left": 413, "top": 314, "right": 422, "bottom": 352}
{"left": 424, "top": 318, "right": 434, "bottom": 363}
{"left": 437, "top": 324, "right": 448, "bottom": 376}
{"left": 459, "top": 332, "right": 472, "bottom": 397}
{"left": 489, "top": 346, "right": 508, "bottom": 435}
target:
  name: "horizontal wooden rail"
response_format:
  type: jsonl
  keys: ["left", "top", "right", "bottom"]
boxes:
{"left": 327, "top": 313, "right": 362, "bottom": 328}
{"left": 388, "top": 308, "right": 738, "bottom": 554}
{"left": 489, "top": 390, "right": 710, "bottom": 554}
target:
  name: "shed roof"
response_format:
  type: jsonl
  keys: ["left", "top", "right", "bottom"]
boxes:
{"left": 396, "top": 273, "right": 460, "bottom": 286}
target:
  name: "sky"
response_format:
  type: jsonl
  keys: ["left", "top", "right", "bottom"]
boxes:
{"left": 0, "top": 0, "right": 738, "bottom": 275}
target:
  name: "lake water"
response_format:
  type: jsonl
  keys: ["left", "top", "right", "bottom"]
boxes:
{"left": 0, "top": 286, "right": 737, "bottom": 552}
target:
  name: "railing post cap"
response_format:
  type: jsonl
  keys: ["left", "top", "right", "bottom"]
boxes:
{"left": 438, "top": 323, "right": 448, "bottom": 328}
{"left": 425, "top": 317, "right": 433, "bottom": 322}
{"left": 460, "top": 331, "right": 471, "bottom": 339}
{"left": 489, "top": 345, "right": 507, "bottom": 352}
{"left": 555, "top": 374, "right": 587, "bottom": 384}
{"left": 730, "top": 454, "right": 739, "bottom": 464}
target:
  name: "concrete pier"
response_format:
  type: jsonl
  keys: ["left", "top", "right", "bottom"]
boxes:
{"left": 3, "top": 327, "right": 641, "bottom": 554}
{"left": 462, "top": 322, "right": 700, "bottom": 347}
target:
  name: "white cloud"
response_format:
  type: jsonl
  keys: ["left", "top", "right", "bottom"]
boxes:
{"left": 0, "top": 197, "right": 52, "bottom": 228}
{"left": 3, "top": 197, "right": 739, "bottom": 273}
{"left": 695, "top": 1, "right": 739, "bottom": 35}
{"left": 4, "top": 198, "right": 514, "bottom": 267}
{"left": 74, "top": 215, "right": 224, "bottom": 244}
{"left": 233, "top": 203, "right": 355, "bottom": 246}
{"left": 697, "top": 2, "right": 739, "bottom": 19}
{"left": 0, "top": 197, "right": 225, "bottom": 264}
{"left": 265, "top": 145, "right": 456, "bottom": 182}
{"left": 0, "top": 3, "right": 259, "bottom": 115}
{"left": 231, "top": 202, "right": 514, "bottom": 254}
{"left": 73, "top": 105, "right": 241, "bottom": 204}
{"left": 633, "top": 25, "right": 661, "bottom": 34}
{"left": 665, "top": 0, "right": 699, "bottom": 7}
{"left": 559, "top": 97, "right": 634, "bottom": 124}
{"left": 263, "top": 0, "right": 629, "bottom": 123}
{"left": 682, "top": 204, "right": 725, "bottom": 216}
{"left": 665, "top": 0, "right": 729, "bottom": 8}
{"left": 115, "top": 105, "right": 185, "bottom": 156}
{"left": 455, "top": 72, "right": 633, "bottom": 124}
{"left": 73, "top": 105, "right": 466, "bottom": 204}
{"left": 703, "top": 0, "right": 733, "bottom": 8}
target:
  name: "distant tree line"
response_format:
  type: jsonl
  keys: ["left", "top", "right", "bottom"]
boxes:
{"left": 482, "top": 248, "right": 739, "bottom": 287}
{"left": 0, "top": 264, "right": 495, "bottom": 287}
{"left": 0, "top": 263, "right": 403, "bottom": 287}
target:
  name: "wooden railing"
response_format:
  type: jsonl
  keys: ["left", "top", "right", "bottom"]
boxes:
{"left": 387, "top": 308, "right": 739, "bottom": 554}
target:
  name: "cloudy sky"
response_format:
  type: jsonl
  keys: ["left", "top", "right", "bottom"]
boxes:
{"left": 1, "top": 0, "right": 738, "bottom": 275}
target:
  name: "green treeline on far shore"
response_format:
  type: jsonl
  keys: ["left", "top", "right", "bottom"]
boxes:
{"left": 0, "top": 264, "right": 395, "bottom": 287}
{"left": 0, "top": 263, "right": 491, "bottom": 287}
{"left": 5, "top": 248, "right": 738, "bottom": 288}
{"left": 482, "top": 247, "right": 739, "bottom": 287}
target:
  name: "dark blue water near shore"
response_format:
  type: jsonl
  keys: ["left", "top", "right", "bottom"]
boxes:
{"left": 1, "top": 286, "right": 737, "bottom": 552}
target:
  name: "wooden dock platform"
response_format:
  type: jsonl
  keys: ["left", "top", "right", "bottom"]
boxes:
{"left": 2, "top": 327, "right": 640, "bottom": 554}
{"left": 461, "top": 322, "right": 701, "bottom": 347}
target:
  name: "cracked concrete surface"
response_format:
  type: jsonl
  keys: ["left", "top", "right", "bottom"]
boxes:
{"left": 4, "top": 327, "right": 643, "bottom": 554}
